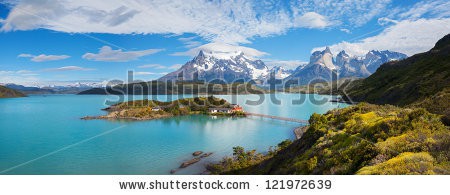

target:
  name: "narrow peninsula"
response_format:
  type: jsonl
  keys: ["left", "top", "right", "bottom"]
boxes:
{"left": 82, "top": 96, "right": 245, "bottom": 121}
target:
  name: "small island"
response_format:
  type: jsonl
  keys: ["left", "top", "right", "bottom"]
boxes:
{"left": 82, "top": 96, "right": 245, "bottom": 121}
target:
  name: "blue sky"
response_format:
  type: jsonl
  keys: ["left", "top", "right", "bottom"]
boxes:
{"left": 0, "top": 0, "right": 449, "bottom": 86}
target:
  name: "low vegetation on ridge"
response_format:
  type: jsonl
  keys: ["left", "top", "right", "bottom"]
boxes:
{"left": 208, "top": 103, "right": 449, "bottom": 175}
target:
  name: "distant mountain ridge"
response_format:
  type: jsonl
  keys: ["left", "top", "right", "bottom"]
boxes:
{"left": 159, "top": 47, "right": 406, "bottom": 85}
{"left": 285, "top": 47, "right": 407, "bottom": 85}
{"left": 4, "top": 83, "right": 101, "bottom": 94}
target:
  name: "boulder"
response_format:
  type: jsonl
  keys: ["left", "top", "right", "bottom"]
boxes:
{"left": 200, "top": 152, "right": 213, "bottom": 158}
{"left": 180, "top": 158, "right": 201, "bottom": 168}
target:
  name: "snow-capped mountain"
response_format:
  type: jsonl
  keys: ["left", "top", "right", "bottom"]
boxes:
{"left": 159, "top": 50, "right": 270, "bottom": 82}
{"left": 285, "top": 47, "right": 407, "bottom": 85}
{"left": 363, "top": 50, "right": 408, "bottom": 73}
{"left": 267, "top": 66, "right": 294, "bottom": 79}
{"left": 4, "top": 82, "right": 106, "bottom": 94}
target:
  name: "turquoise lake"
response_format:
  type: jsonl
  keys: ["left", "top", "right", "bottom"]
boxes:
{"left": 0, "top": 94, "right": 347, "bottom": 174}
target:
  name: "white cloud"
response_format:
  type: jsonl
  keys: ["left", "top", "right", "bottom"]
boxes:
{"left": 313, "top": 18, "right": 450, "bottom": 56}
{"left": 178, "top": 36, "right": 202, "bottom": 48}
{"left": 17, "top": 54, "right": 33, "bottom": 58}
{"left": 138, "top": 64, "right": 166, "bottom": 69}
{"left": 82, "top": 46, "right": 164, "bottom": 62}
{"left": 18, "top": 53, "right": 70, "bottom": 62}
{"left": 263, "top": 59, "right": 308, "bottom": 70}
{"left": 172, "top": 42, "right": 268, "bottom": 59}
{"left": 377, "top": 17, "right": 398, "bottom": 26}
{"left": 138, "top": 64, "right": 182, "bottom": 70}
{"left": 0, "top": 70, "right": 40, "bottom": 85}
{"left": 290, "top": 0, "right": 392, "bottom": 27}
{"left": 293, "top": 12, "right": 329, "bottom": 29}
{"left": 44, "top": 66, "right": 95, "bottom": 71}
{"left": 168, "top": 64, "right": 182, "bottom": 70}
{"left": 396, "top": 0, "right": 450, "bottom": 20}
{"left": 0, "top": 0, "right": 392, "bottom": 44}
{"left": 134, "top": 71, "right": 167, "bottom": 75}
{"left": 340, "top": 28, "right": 351, "bottom": 34}
{"left": 0, "top": 70, "right": 37, "bottom": 75}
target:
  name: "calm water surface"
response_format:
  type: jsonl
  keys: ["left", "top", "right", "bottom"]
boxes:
{"left": 0, "top": 94, "right": 347, "bottom": 174}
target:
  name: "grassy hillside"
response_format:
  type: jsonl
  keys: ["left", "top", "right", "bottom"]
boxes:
{"left": 78, "top": 81, "right": 268, "bottom": 95}
{"left": 208, "top": 103, "right": 450, "bottom": 175}
{"left": 0, "top": 85, "right": 26, "bottom": 98}
{"left": 345, "top": 34, "right": 450, "bottom": 123}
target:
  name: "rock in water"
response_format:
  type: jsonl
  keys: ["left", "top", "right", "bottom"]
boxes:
{"left": 180, "top": 158, "right": 201, "bottom": 168}
{"left": 200, "top": 152, "right": 213, "bottom": 158}
{"left": 192, "top": 151, "right": 203, "bottom": 156}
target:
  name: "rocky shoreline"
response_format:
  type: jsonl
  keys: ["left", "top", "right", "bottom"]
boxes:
{"left": 81, "top": 115, "right": 172, "bottom": 121}
{"left": 81, "top": 109, "right": 173, "bottom": 121}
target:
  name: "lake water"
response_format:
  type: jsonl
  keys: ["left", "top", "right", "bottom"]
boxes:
{"left": 0, "top": 94, "right": 347, "bottom": 175}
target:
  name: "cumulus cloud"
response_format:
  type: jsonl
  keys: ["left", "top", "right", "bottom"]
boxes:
{"left": 82, "top": 46, "right": 164, "bottom": 62}
{"left": 313, "top": 18, "right": 450, "bottom": 56}
{"left": 44, "top": 66, "right": 95, "bottom": 71}
{"left": 0, "top": 0, "right": 392, "bottom": 44}
{"left": 18, "top": 53, "right": 70, "bottom": 62}
{"left": 293, "top": 12, "right": 329, "bottom": 29}
{"left": 172, "top": 42, "right": 268, "bottom": 59}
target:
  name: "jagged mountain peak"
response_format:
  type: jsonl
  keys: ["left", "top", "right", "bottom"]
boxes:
{"left": 310, "top": 47, "right": 336, "bottom": 70}
{"left": 285, "top": 48, "right": 407, "bottom": 85}
{"left": 337, "top": 50, "right": 349, "bottom": 57}
{"left": 159, "top": 50, "right": 269, "bottom": 82}
{"left": 323, "top": 46, "right": 332, "bottom": 54}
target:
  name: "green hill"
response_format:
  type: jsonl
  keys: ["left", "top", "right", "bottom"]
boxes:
{"left": 0, "top": 85, "right": 27, "bottom": 98}
{"left": 345, "top": 34, "right": 450, "bottom": 124}
{"left": 207, "top": 103, "right": 450, "bottom": 175}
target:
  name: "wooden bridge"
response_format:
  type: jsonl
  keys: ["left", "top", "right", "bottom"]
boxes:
{"left": 245, "top": 112, "right": 309, "bottom": 124}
